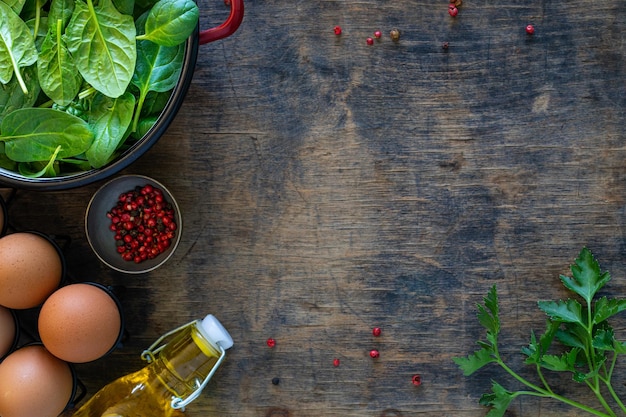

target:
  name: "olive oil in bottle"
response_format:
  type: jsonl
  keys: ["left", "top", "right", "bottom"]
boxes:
{"left": 71, "top": 315, "right": 233, "bottom": 417}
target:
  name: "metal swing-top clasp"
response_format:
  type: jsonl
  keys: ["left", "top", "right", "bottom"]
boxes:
{"left": 140, "top": 318, "right": 230, "bottom": 411}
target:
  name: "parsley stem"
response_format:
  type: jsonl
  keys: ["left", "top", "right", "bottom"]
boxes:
{"left": 535, "top": 365, "right": 554, "bottom": 395}
{"left": 497, "top": 358, "right": 614, "bottom": 417}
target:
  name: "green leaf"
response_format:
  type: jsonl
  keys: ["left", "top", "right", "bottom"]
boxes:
{"left": 136, "top": 0, "right": 199, "bottom": 46}
{"left": 0, "top": 64, "right": 39, "bottom": 124}
{"left": 453, "top": 346, "right": 496, "bottom": 376}
{"left": 3, "top": 0, "right": 26, "bottom": 14}
{"left": 85, "top": 92, "right": 136, "bottom": 168}
{"left": 556, "top": 323, "right": 587, "bottom": 349}
{"left": 479, "top": 381, "right": 514, "bottom": 417}
{"left": 593, "top": 329, "right": 616, "bottom": 351}
{"left": 538, "top": 299, "right": 584, "bottom": 326}
{"left": 131, "top": 11, "right": 184, "bottom": 132}
{"left": 37, "top": 18, "right": 83, "bottom": 106}
{"left": 477, "top": 285, "right": 500, "bottom": 335}
{"left": 112, "top": 0, "right": 134, "bottom": 15}
{"left": 0, "top": 108, "right": 94, "bottom": 162}
{"left": 593, "top": 297, "right": 626, "bottom": 325}
{"left": 18, "top": 145, "right": 62, "bottom": 178}
{"left": 66, "top": 0, "right": 136, "bottom": 98}
{"left": 560, "top": 247, "right": 610, "bottom": 305}
{"left": 0, "top": 1, "right": 38, "bottom": 94}
{"left": 522, "top": 320, "right": 560, "bottom": 365}
{"left": 541, "top": 348, "right": 579, "bottom": 372}
{"left": 592, "top": 327, "right": 626, "bottom": 353}
{"left": 48, "top": 0, "right": 75, "bottom": 28}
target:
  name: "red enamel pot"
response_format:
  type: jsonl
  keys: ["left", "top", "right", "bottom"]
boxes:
{"left": 0, "top": 0, "right": 244, "bottom": 191}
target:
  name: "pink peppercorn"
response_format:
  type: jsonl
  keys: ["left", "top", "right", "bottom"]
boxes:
{"left": 412, "top": 374, "right": 422, "bottom": 386}
{"left": 266, "top": 338, "right": 276, "bottom": 348}
{"left": 526, "top": 24, "right": 535, "bottom": 35}
{"left": 369, "top": 349, "right": 380, "bottom": 359}
{"left": 448, "top": 5, "right": 458, "bottom": 17}
{"left": 366, "top": 37, "right": 374, "bottom": 45}
{"left": 333, "top": 358, "right": 340, "bottom": 367}
{"left": 334, "top": 26, "right": 342, "bottom": 35}
{"left": 372, "top": 327, "right": 382, "bottom": 337}
{"left": 374, "top": 30, "right": 382, "bottom": 39}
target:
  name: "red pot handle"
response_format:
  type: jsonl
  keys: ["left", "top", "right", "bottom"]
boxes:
{"left": 199, "top": 0, "right": 244, "bottom": 45}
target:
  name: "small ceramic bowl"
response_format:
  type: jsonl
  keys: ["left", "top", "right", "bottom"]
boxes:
{"left": 85, "top": 175, "right": 182, "bottom": 274}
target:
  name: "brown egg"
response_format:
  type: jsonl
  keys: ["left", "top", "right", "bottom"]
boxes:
{"left": 0, "top": 345, "right": 74, "bottom": 417}
{"left": 39, "top": 283, "right": 122, "bottom": 363}
{"left": 0, "top": 232, "right": 63, "bottom": 309}
{"left": 0, "top": 306, "right": 16, "bottom": 359}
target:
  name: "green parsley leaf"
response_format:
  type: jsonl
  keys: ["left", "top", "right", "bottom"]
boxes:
{"left": 560, "top": 247, "right": 610, "bottom": 305}
{"left": 538, "top": 299, "right": 584, "bottom": 326}
{"left": 479, "top": 381, "right": 514, "bottom": 417}
{"left": 453, "top": 346, "right": 496, "bottom": 376}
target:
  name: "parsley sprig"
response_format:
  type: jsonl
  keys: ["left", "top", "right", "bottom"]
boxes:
{"left": 454, "top": 247, "right": 626, "bottom": 417}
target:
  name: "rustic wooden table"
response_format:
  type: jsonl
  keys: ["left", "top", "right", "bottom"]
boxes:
{"left": 3, "top": 0, "right": 626, "bottom": 416}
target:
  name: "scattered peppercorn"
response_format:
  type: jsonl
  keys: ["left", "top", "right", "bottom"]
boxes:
{"left": 333, "top": 358, "right": 341, "bottom": 367}
{"left": 442, "top": 41, "right": 449, "bottom": 50}
{"left": 412, "top": 374, "right": 422, "bottom": 386}
{"left": 372, "top": 327, "right": 382, "bottom": 337}
{"left": 374, "top": 30, "right": 382, "bottom": 39}
{"left": 390, "top": 29, "right": 400, "bottom": 41}
{"left": 448, "top": 5, "right": 458, "bottom": 17}
{"left": 334, "top": 25, "right": 342, "bottom": 35}
{"left": 369, "top": 349, "right": 380, "bottom": 359}
{"left": 107, "top": 184, "right": 177, "bottom": 264}
{"left": 266, "top": 338, "right": 276, "bottom": 348}
{"left": 526, "top": 24, "right": 535, "bottom": 35}
{"left": 366, "top": 37, "right": 374, "bottom": 45}
{"left": 272, "top": 377, "right": 280, "bottom": 385}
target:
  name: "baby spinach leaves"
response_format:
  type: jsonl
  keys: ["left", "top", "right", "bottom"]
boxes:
{"left": 0, "top": 108, "right": 93, "bottom": 162}
{"left": 137, "top": 0, "right": 198, "bottom": 46}
{"left": 132, "top": 11, "right": 184, "bottom": 132}
{"left": 0, "top": 1, "right": 38, "bottom": 94}
{"left": 0, "top": 0, "right": 199, "bottom": 177}
{"left": 37, "top": 18, "right": 82, "bottom": 106}
{"left": 66, "top": 0, "right": 137, "bottom": 98}
{"left": 85, "top": 92, "right": 135, "bottom": 168}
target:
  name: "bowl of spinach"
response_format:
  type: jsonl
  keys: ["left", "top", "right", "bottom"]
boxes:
{"left": 0, "top": 0, "right": 243, "bottom": 190}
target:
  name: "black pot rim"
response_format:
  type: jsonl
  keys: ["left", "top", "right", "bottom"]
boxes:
{"left": 0, "top": 26, "right": 200, "bottom": 191}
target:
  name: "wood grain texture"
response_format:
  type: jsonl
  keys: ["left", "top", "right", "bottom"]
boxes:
{"left": 5, "top": 0, "right": 626, "bottom": 416}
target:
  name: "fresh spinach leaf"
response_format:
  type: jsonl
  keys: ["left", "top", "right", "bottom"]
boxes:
{"left": 66, "top": 0, "right": 136, "bottom": 98}
{"left": 140, "top": 90, "right": 172, "bottom": 117}
{"left": 111, "top": 0, "right": 134, "bottom": 16}
{"left": 0, "top": 1, "right": 38, "bottom": 94}
{"left": 131, "top": 12, "right": 184, "bottom": 132}
{"left": 131, "top": 114, "right": 158, "bottom": 140}
{"left": 18, "top": 145, "right": 61, "bottom": 177}
{"left": 48, "top": 0, "right": 74, "bottom": 27}
{"left": 0, "top": 64, "right": 39, "bottom": 123}
{"left": 136, "top": 0, "right": 199, "bottom": 46}
{"left": 0, "top": 149, "right": 17, "bottom": 171}
{"left": 37, "top": 18, "right": 82, "bottom": 106}
{"left": 85, "top": 91, "right": 136, "bottom": 168}
{"left": 3, "top": 0, "right": 27, "bottom": 14}
{"left": 0, "top": 108, "right": 94, "bottom": 162}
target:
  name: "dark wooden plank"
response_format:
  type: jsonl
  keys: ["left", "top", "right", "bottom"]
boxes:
{"left": 4, "top": 0, "right": 626, "bottom": 416}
